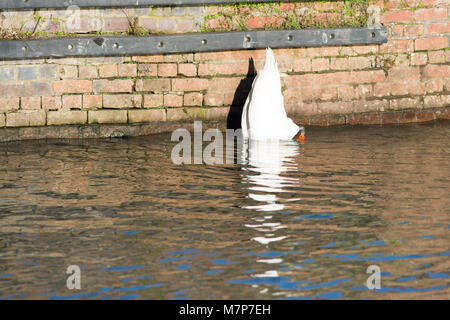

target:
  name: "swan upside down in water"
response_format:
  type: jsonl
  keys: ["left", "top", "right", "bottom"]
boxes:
{"left": 241, "top": 48, "right": 305, "bottom": 141}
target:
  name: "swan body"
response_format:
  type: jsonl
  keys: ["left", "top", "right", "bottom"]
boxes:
{"left": 241, "top": 48, "right": 303, "bottom": 140}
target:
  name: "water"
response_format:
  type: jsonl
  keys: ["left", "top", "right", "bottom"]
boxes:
{"left": 0, "top": 123, "right": 448, "bottom": 300}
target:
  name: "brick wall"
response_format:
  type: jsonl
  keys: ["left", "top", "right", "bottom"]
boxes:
{"left": 0, "top": 1, "right": 449, "bottom": 141}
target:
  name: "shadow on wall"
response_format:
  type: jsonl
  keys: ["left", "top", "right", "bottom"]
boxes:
{"left": 226, "top": 58, "right": 256, "bottom": 130}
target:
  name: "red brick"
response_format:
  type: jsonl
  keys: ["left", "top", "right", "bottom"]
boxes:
{"left": 164, "top": 94, "right": 183, "bottom": 107}
{"left": 53, "top": 80, "right": 92, "bottom": 93}
{"left": 415, "top": 37, "right": 447, "bottom": 51}
{"left": 172, "top": 78, "right": 208, "bottom": 91}
{"left": 158, "top": 64, "right": 178, "bottom": 77}
{"left": 47, "top": 111, "right": 87, "bottom": 125}
{"left": 103, "top": 94, "right": 142, "bottom": 109}
{"left": 428, "top": 51, "right": 446, "bottom": 64}
{"left": 62, "top": 95, "right": 82, "bottom": 109}
{"left": 136, "top": 79, "right": 170, "bottom": 92}
{"left": 318, "top": 101, "right": 353, "bottom": 114}
{"left": 330, "top": 58, "right": 348, "bottom": 71}
{"left": 118, "top": 64, "right": 138, "bottom": 77}
{"left": 83, "top": 95, "right": 102, "bottom": 109}
{"left": 206, "top": 107, "right": 229, "bottom": 121}
{"left": 42, "top": 96, "right": 62, "bottom": 111}
{"left": 382, "top": 111, "right": 400, "bottom": 125}
{"left": 144, "top": 94, "right": 164, "bottom": 108}
{"left": 416, "top": 109, "right": 435, "bottom": 123}
{"left": 93, "top": 79, "right": 133, "bottom": 93}
{"left": 423, "top": 64, "right": 450, "bottom": 78}
{"left": 389, "top": 97, "right": 422, "bottom": 110}
{"left": 184, "top": 92, "right": 203, "bottom": 106}
{"left": 88, "top": 110, "right": 127, "bottom": 124}
{"left": 293, "top": 58, "right": 311, "bottom": 72}
{"left": 381, "top": 10, "right": 413, "bottom": 23}
{"left": 167, "top": 108, "right": 188, "bottom": 121}
{"left": 427, "top": 22, "right": 450, "bottom": 35}
{"left": 21, "top": 96, "right": 41, "bottom": 110}
{"left": 391, "top": 25, "right": 404, "bottom": 37}
{"left": 348, "top": 57, "right": 372, "bottom": 70}
{"left": 424, "top": 95, "right": 450, "bottom": 108}
{"left": 99, "top": 64, "right": 118, "bottom": 78}
{"left": 387, "top": 66, "right": 421, "bottom": 81}
{"left": 398, "top": 110, "right": 417, "bottom": 124}
{"left": 0, "top": 97, "right": 20, "bottom": 112}
{"left": 414, "top": 8, "right": 447, "bottom": 21}
{"left": 178, "top": 64, "right": 197, "bottom": 77}
{"left": 311, "top": 58, "right": 329, "bottom": 72}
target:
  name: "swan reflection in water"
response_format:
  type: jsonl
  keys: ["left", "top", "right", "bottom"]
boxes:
{"left": 239, "top": 138, "right": 301, "bottom": 245}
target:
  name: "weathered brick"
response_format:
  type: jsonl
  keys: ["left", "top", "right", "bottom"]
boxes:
{"left": 0, "top": 67, "right": 16, "bottom": 81}
{"left": 337, "top": 86, "right": 356, "bottom": 100}
{"left": 88, "top": 110, "right": 127, "bottom": 124}
{"left": 178, "top": 64, "right": 197, "bottom": 77}
{"left": 172, "top": 78, "right": 208, "bottom": 91}
{"left": 103, "top": 94, "right": 142, "bottom": 109}
{"left": 330, "top": 58, "right": 348, "bottom": 71}
{"left": 380, "top": 39, "right": 414, "bottom": 53}
{"left": 167, "top": 108, "right": 188, "bottom": 121}
{"left": 425, "top": 79, "right": 443, "bottom": 93}
{"left": 424, "top": 95, "right": 450, "bottom": 108}
{"left": 0, "top": 97, "right": 20, "bottom": 112}
{"left": 374, "top": 83, "right": 391, "bottom": 97}
{"left": 416, "top": 109, "right": 435, "bottom": 123}
{"left": 355, "top": 84, "right": 373, "bottom": 99}
{"left": 53, "top": 80, "right": 92, "bottom": 93}
{"left": 404, "top": 25, "right": 423, "bottom": 37}
{"left": 83, "top": 95, "right": 102, "bottom": 109}
{"left": 415, "top": 37, "right": 447, "bottom": 51}
{"left": 18, "top": 67, "right": 37, "bottom": 80}
{"left": 47, "top": 110, "right": 87, "bottom": 125}
{"left": 0, "top": 114, "right": 5, "bottom": 127}
{"left": 136, "top": 79, "right": 170, "bottom": 92}
{"left": 58, "top": 65, "right": 78, "bottom": 79}
{"left": 423, "top": 64, "right": 450, "bottom": 78}
{"left": 204, "top": 93, "right": 224, "bottom": 106}
{"left": 78, "top": 66, "right": 97, "bottom": 78}
{"left": 391, "top": 83, "right": 409, "bottom": 96}
{"left": 37, "top": 65, "right": 57, "bottom": 79}
{"left": 411, "top": 52, "right": 428, "bottom": 65}
{"left": 144, "top": 94, "right": 164, "bottom": 108}
{"left": 388, "top": 66, "right": 421, "bottom": 81}
{"left": 128, "top": 109, "right": 166, "bottom": 123}
{"left": 390, "top": 97, "right": 422, "bottom": 110}
{"left": 118, "top": 64, "right": 138, "bottom": 77}
{"left": 42, "top": 96, "right": 62, "bottom": 111}
{"left": 99, "top": 64, "right": 119, "bottom": 78}
{"left": 93, "top": 79, "right": 133, "bottom": 93}
{"left": 206, "top": 107, "right": 229, "bottom": 121}
{"left": 317, "top": 101, "right": 353, "bottom": 114}
{"left": 0, "top": 84, "right": 26, "bottom": 97}
{"left": 409, "top": 82, "right": 426, "bottom": 95}
{"left": 184, "top": 92, "right": 203, "bottom": 106}
{"left": 158, "top": 64, "right": 178, "bottom": 77}
{"left": 62, "top": 95, "right": 82, "bottom": 109}
{"left": 6, "top": 110, "right": 46, "bottom": 127}
{"left": 137, "top": 64, "right": 158, "bottom": 77}
{"left": 21, "top": 96, "right": 41, "bottom": 110}
{"left": 164, "top": 94, "right": 183, "bottom": 107}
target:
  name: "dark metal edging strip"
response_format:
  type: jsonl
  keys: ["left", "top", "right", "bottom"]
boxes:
{"left": 2, "top": 0, "right": 295, "bottom": 10}
{"left": 0, "top": 27, "right": 387, "bottom": 60}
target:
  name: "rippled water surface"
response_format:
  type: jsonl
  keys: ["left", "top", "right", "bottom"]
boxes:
{"left": 0, "top": 123, "right": 449, "bottom": 300}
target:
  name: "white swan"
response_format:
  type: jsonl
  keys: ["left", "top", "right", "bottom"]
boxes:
{"left": 241, "top": 48, "right": 305, "bottom": 141}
